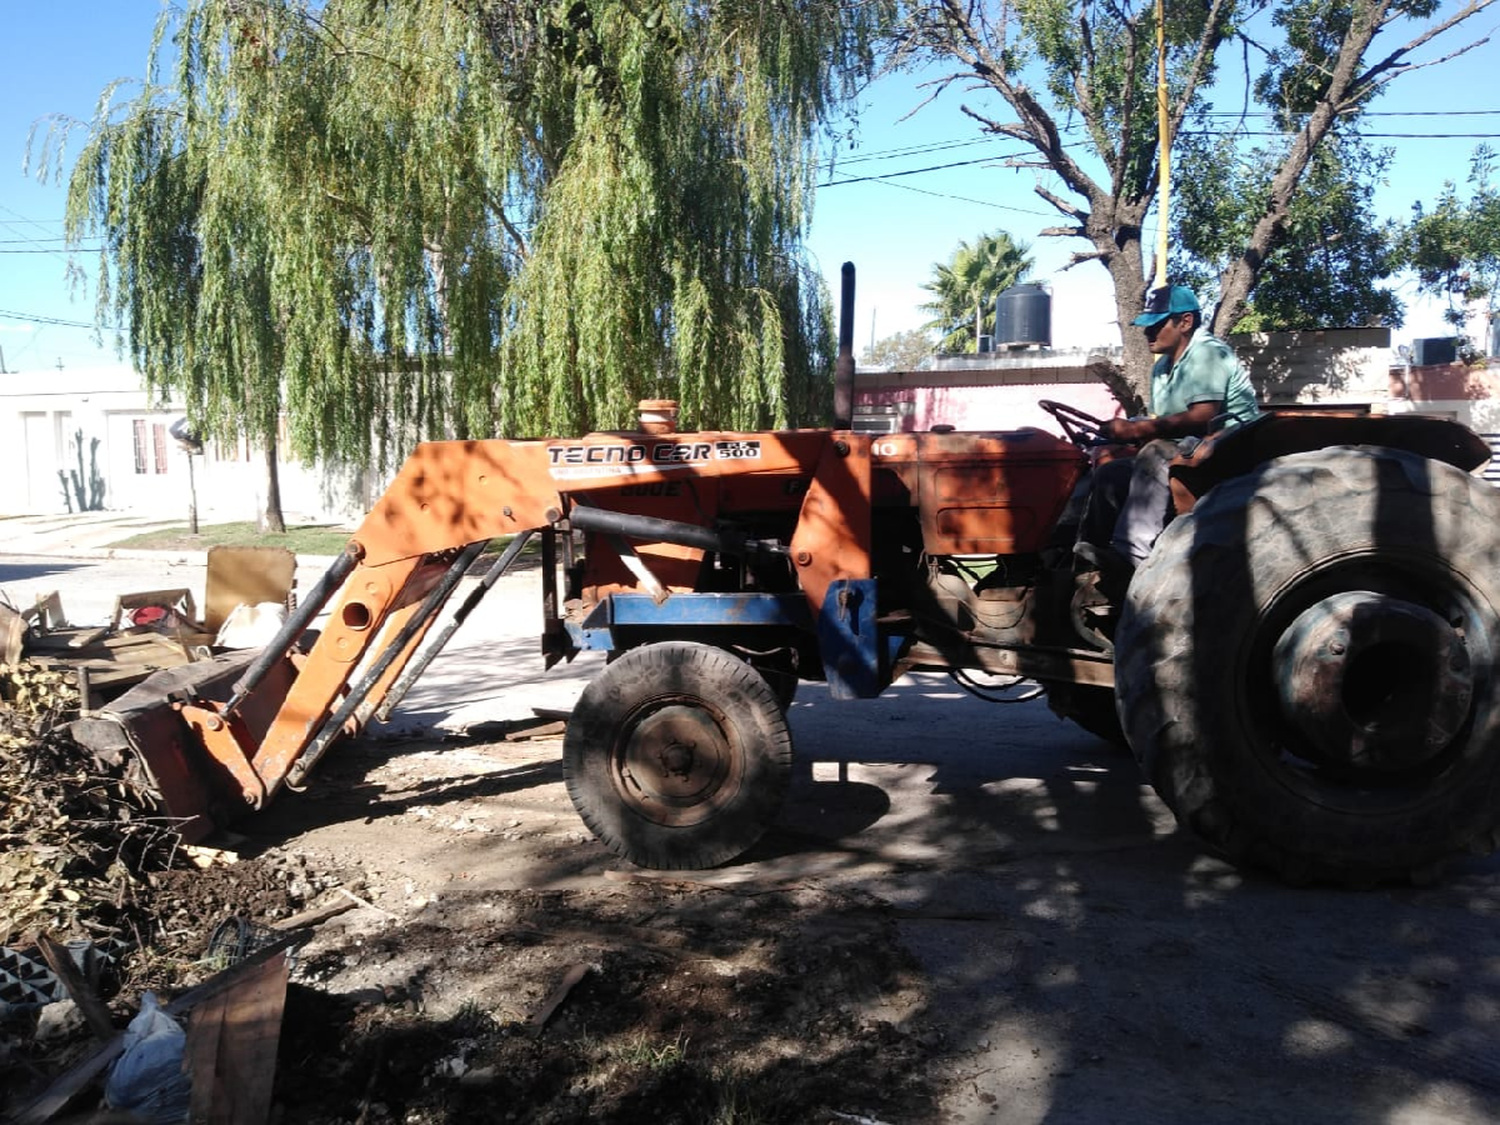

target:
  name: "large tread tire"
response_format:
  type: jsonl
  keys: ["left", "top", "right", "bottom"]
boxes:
{"left": 746, "top": 659, "right": 799, "bottom": 712}
{"left": 564, "top": 642, "right": 792, "bottom": 870}
{"left": 1115, "top": 447, "right": 1500, "bottom": 886}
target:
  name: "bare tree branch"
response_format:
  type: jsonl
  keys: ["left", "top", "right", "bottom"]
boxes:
{"left": 1033, "top": 184, "right": 1088, "bottom": 222}
{"left": 1351, "top": 0, "right": 1497, "bottom": 101}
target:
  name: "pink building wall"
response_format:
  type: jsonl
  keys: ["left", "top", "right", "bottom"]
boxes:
{"left": 856, "top": 381, "right": 1120, "bottom": 435}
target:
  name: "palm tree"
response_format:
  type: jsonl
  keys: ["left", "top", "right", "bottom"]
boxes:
{"left": 921, "top": 232, "right": 1034, "bottom": 353}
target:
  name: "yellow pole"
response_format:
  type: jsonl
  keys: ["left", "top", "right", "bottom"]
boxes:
{"left": 1155, "top": 0, "right": 1170, "bottom": 288}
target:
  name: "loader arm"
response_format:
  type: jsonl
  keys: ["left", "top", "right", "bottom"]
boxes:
{"left": 80, "top": 430, "right": 870, "bottom": 840}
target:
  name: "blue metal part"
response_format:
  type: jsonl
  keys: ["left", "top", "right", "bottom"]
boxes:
{"left": 561, "top": 587, "right": 894, "bottom": 700}
{"left": 566, "top": 592, "right": 812, "bottom": 651}
{"left": 564, "top": 623, "right": 617, "bottom": 650}
{"left": 817, "top": 579, "right": 885, "bottom": 699}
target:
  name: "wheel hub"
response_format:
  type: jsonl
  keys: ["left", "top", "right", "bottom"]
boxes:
{"left": 617, "top": 703, "right": 737, "bottom": 826}
{"left": 1272, "top": 591, "right": 1472, "bottom": 771}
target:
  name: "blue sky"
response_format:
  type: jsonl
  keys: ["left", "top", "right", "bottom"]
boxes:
{"left": 2, "top": 2, "right": 1497, "bottom": 376}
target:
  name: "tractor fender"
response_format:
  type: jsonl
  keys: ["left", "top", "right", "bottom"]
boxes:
{"left": 1167, "top": 411, "right": 1491, "bottom": 515}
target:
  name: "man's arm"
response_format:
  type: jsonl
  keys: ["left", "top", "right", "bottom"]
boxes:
{"left": 1103, "top": 400, "right": 1221, "bottom": 444}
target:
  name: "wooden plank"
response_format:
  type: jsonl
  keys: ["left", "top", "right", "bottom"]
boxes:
{"left": 110, "top": 588, "right": 195, "bottom": 632}
{"left": 504, "top": 719, "right": 567, "bottom": 742}
{"left": 269, "top": 897, "right": 357, "bottom": 933}
{"left": 185, "top": 986, "right": 231, "bottom": 1124}
{"left": 33, "top": 591, "right": 68, "bottom": 631}
{"left": 24, "top": 627, "right": 106, "bottom": 654}
{"left": 66, "top": 627, "right": 110, "bottom": 649}
{"left": 0, "top": 603, "right": 26, "bottom": 664}
{"left": 96, "top": 629, "right": 199, "bottom": 655}
{"left": 205, "top": 546, "right": 296, "bottom": 634}
{"left": 525, "top": 963, "right": 591, "bottom": 1037}
{"left": 35, "top": 934, "right": 115, "bottom": 1042}
{"left": 8, "top": 944, "right": 297, "bottom": 1125}
{"left": 185, "top": 947, "right": 291, "bottom": 1125}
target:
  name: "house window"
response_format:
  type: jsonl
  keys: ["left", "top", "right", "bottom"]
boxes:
{"left": 132, "top": 419, "right": 171, "bottom": 475}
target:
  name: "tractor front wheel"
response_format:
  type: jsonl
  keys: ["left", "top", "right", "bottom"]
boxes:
{"left": 564, "top": 642, "right": 792, "bottom": 869}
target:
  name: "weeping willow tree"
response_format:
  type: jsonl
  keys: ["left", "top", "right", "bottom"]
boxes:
{"left": 32, "top": 0, "right": 890, "bottom": 526}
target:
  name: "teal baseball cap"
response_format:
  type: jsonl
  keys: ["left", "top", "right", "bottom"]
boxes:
{"left": 1132, "top": 285, "right": 1201, "bottom": 327}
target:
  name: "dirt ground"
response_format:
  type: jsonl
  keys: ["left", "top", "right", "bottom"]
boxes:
{"left": 237, "top": 729, "right": 943, "bottom": 1125}
{"left": 9, "top": 690, "right": 1500, "bottom": 1124}
{"left": 7, "top": 553, "right": 1500, "bottom": 1124}
{"left": 4, "top": 724, "right": 942, "bottom": 1125}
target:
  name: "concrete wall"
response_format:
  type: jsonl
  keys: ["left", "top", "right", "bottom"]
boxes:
{"left": 1388, "top": 360, "right": 1500, "bottom": 486}
{"left": 10, "top": 338, "right": 1498, "bottom": 519}
{"left": 853, "top": 349, "right": 1122, "bottom": 432}
{"left": 1227, "top": 327, "right": 1392, "bottom": 406}
{"left": 0, "top": 364, "right": 372, "bottom": 521}
{"left": 856, "top": 329, "right": 1401, "bottom": 433}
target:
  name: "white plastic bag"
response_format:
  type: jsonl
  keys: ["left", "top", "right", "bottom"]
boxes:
{"left": 104, "top": 991, "right": 190, "bottom": 1123}
{"left": 214, "top": 601, "right": 289, "bottom": 648}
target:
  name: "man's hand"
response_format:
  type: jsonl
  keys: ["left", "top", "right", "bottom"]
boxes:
{"left": 1103, "top": 416, "right": 1149, "bottom": 444}
{"left": 1106, "top": 401, "right": 1222, "bottom": 444}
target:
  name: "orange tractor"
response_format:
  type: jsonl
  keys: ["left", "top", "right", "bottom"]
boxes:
{"left": 77, "top": 277, "right": 1500, "bottom": 887}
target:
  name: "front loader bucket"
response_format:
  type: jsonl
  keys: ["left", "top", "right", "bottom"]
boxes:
{"left": 70, "top": 649, "right": 300, "bottom": 843}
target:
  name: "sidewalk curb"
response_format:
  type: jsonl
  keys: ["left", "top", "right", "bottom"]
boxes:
{"left": 0, "top": 547, "right": 343, "bottom": 567}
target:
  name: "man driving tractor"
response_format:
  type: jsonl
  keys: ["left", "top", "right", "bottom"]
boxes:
{"left": 1077, "top": 284, "right": 1261, "bottom": 587}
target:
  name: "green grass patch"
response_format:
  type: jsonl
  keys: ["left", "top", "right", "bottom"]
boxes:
{"left": 109, "top": 521, "right": 355, "bottom": 556}
{"left": 108, "top": 520, "right": 545, "bottom": 562}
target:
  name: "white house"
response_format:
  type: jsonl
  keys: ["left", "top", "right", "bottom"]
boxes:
{"left": 0, "top": 362, "right": 371, "bottom": 521}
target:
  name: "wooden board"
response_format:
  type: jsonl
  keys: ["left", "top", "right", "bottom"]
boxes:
{"left": 205, "top": 546, "right": 296, "bottom": 635}
{"left": 23, "top": 629, "right": 215, "bottom": 699}
{"left": 8, "top": 943, "right": 296, "bottom": 1125}
{"left": 0, "top": 603, "right": 24, "bottom": 665}
{"left": 109, "top": 588, "right": 196, "bottom": 632}
{"left": 184, "top": 948, "right": 291, "bottom": 1125}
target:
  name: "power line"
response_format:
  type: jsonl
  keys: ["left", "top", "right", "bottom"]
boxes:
{"left": 821, "top": 172, "right": 1059, "bottom": 219}
{"left": 0, "top": 204, "right": 63, "bottom": 228}
{"left": 0, "top": 308, "right": 102, "bottom": 330}
{"left": 1181, "top": 129, "right": 1498, "bottom": 139}
{"left": 1199, "top": 109, "right": 1500, "bottom": 117}
{"left": 830, "top": 109, "right": 1500, "bottom": 167}
{"left": 821, "top": 150, "right": 1044, "bottom": 186}
{"left": 832, "top": 136, "right": 1001, "bottom": 168}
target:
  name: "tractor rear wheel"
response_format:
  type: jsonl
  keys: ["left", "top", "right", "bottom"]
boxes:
{"left": 564, "top": 641, "right": 792, "bottom": 869}
{"left": 1115, "top": 447, "right": 1500, "bottom": 886}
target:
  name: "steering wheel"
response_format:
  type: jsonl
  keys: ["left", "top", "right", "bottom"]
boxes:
{"left": 1039, "top": 399, "right": 1109, "bottom": 448}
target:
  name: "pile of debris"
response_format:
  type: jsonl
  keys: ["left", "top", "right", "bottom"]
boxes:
{"left": 0, "top": 665, "right": 178, "bottom": 953}
{"left": 0, "top": 547, "right": 328, "bottom": 1122}
{"left": 1, "top": 548, "right": 302, "bottom": 953}
{"left": 2, "top": 544, "right": 297, "bottom": 709}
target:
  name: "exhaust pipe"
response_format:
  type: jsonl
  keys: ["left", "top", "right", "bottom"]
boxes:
{"left": 834, "top": 261, "right": 855, "bottom": 429}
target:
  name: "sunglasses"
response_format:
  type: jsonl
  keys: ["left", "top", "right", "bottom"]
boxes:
{"left": 1143, "top": 315, "right": 1181, "bottom": 340}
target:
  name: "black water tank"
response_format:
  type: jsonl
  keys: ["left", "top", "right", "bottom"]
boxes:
{"left": 995, "top": 283, "right": 1051, "bottom": 348}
